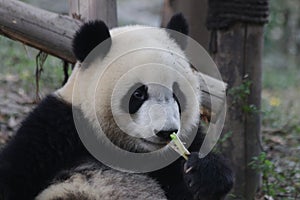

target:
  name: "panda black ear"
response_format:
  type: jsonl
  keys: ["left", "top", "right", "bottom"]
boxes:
{"left": 72, "top": 20, "right": 111, "bottom": 62}
{"left": 166, "top": 13, "right": 189, "bottom": 49}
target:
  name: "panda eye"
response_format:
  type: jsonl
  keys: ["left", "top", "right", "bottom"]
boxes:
{"left": 133, "top": 91, "right": 145, "bottom": 100}
{"left": 132, "top": 85, "right": 148, "bottom": 101}
{"left": 128, "top": 85, "right": 148, "bottom": 114}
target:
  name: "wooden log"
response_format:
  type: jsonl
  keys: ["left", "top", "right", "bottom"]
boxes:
{"left": 0, "top": 0, "right": 81, "bottom": 63}
{"left": 0, "top": 0, "right": 118, "bottom": 63}
{"left": 199, "top": 72, "right": 227, "bottom": 123}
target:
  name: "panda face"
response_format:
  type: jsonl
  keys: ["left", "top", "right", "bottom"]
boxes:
{"left": 58, "top": 14, "right": 201, "bottom": 154}
{"left": 126, "top": 83, "right": 181, "bottom": 150}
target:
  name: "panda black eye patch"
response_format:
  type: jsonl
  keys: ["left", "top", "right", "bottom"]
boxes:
{"left": 129, "top": 85, "right": 148, "bottom": 114}
{"left": 172, "top": 82, "right": 186, "bottom": 113}
{"left": 121, "top": 83, "right": 148, "bottom": 114}
{"left": 173, "top": 93, "right": 181, "bottom": 114}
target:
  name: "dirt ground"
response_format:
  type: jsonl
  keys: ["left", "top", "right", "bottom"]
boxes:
{"left": 0, "top": 74, "right": 35, "bottom": 146}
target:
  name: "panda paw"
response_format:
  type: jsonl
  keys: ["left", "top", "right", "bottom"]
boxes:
{"left": 183, "top": 152, "right": 233, "bottom": 200}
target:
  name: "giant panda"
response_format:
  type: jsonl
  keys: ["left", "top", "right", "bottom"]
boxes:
{"left": 0, "top": 14, "right": 233, "bottom": 200}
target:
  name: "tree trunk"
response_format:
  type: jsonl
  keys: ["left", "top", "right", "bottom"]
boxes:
{"left": 161, "top": 0, "right": 210, "bottom": 51}
{"left": 68, "top": 0, "right": 117, "bottom": 27}
{"left": 211, "top": 23, "right": 263, "bottom": 199}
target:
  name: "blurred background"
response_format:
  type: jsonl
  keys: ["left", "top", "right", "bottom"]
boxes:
{"left": 0, "top": 0, "right": 299, "bottom": 199}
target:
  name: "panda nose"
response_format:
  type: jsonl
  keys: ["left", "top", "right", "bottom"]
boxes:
{"left": 156, "top": 129, "right": 178, "bottom": 141}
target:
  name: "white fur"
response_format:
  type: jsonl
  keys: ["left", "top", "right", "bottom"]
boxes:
{"left": 126, "top": 84, "right": 181, "bottom": 150}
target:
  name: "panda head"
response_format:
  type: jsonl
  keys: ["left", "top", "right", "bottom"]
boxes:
{"left": 57, "top": 14, "right": 201, "bottom": 153}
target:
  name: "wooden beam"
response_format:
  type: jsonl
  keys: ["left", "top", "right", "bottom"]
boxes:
{"left": 199, "top": 72, "right": 227, "bottom": 123}
{"left": 0, "top": 0, "right": 81, "bottom": 63}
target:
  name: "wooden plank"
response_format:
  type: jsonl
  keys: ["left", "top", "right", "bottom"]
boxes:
{"left": 0, "top": 0, "right": 81, "bottom": 63}
{"left": 199, "top": 72, "right": 227, "bottom": 123}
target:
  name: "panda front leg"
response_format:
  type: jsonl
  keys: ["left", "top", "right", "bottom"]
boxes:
{"left": 181, "top": 126, "right": 234, "bottom": 200}
{"left": 182, "top": 152, "right": 233, "bottom": 200}
{"left": 150, "top": 125, "right": 233, "bottom": 200}
{"left": 150, "top": 152, "right": 233, "bottom": 200}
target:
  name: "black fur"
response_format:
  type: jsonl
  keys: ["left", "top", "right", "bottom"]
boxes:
{"left": 183, "top": 153, "right": 233, "bottom": 200}
{"left": 0, "top": 95, "right": 91, "bottom": 199}
{"left": 172, "top": 82, "right": 186, "bottom": 114}
{"left": 120, "top": 82, "right": 144, "bottom": 113}
{"left": 72, "top": 21, "right": 111, "bottom": 62}
{"left": 166, "top": 13, "right": 189, "bottom": 49}
{"left": 167, "top": 13, "right": 189, "bottom": 35}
